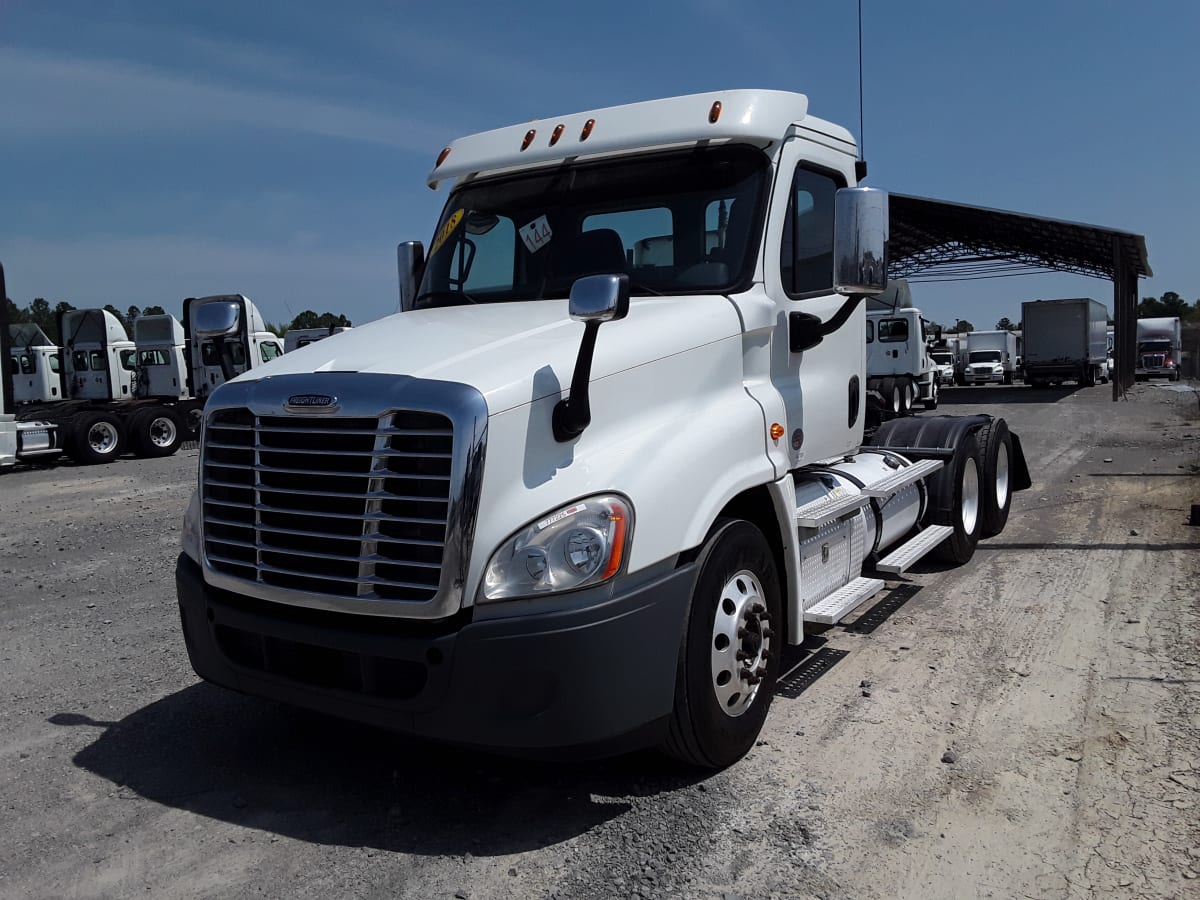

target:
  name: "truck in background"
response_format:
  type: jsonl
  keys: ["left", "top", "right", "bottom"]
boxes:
{"left": 7, "top": 323, "right": 62, "bottom": 404}
{"left": 175, "top": 89, "right": 1035, "bottom": 769}
{"left": 865, "top": 279, "right": 939, "bottom": 413}
{"left": 3, "top": 288, "right": 283, "bottom": 467}
{"left": 928, "top": 345, "right": 956, "bottom": 387}
{"left": 185, "top": 295, "right": 284, "bottom": 400}
{"left": 283, "top": 325, "right": 352, "bottom": 354}
{"left": 1021, "top": 298, "right": 1109, "bottom": 387}
{"left": 964, "top": 330, "right": 1018, "bottom": 384}
{"left": 1135, "top": 317, "right": 1182, "bottom": 381}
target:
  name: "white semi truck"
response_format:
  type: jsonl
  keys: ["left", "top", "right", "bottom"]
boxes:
{"left": 1021, "top": 298, "right": 1109, "bottom": 387}
{"left": 1134, "top": 316, "right": 1182, "bottom": 381}
{"left": 865, "top": 279, "right": 939, "bottom": 413}
{"left": 175, "top": 90, "right": 1032, "bottom": 768}
{"left": 964, "top": 330, "right": 1018, "bottom": 385}
{"left": 7, "top": 323, "right": 62, "bottom": 404}
{"left": 1, "top": 284, "right": 283, "bottom": 467}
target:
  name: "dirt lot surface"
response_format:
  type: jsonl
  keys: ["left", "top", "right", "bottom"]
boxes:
{"left": 1, "top": 382, "right": 1197, "bottom": 900}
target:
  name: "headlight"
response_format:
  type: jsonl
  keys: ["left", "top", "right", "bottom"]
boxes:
{"left": 481, "top": 495, "right": 632, "bottom": 601}
{"left": 181, "top": 489, "right": 202, "bottom": 563}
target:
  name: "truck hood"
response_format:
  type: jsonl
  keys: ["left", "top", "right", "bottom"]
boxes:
{"left": 244, "top": 296, "right": 742, "bottom": 415}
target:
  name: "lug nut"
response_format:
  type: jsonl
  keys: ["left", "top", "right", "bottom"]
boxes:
{"left": 737, "top": 627, "right": 750, "bottom": 639}
{"left": 751, "top": 603, "right": 766, "bottom": 614}
{"left": 736, "top": 650, "right": 750, "bottom": 662}
{"left": 762, "top": 628, "right": 774, "bottom": 640}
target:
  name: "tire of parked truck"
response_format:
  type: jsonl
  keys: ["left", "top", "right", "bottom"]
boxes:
{"left": 879, "top": 378, "right": 901, "bottom": 416}
{"left": 924, "top": 380, "right": 939, "bottom": 411}
{"left": 66, "top": 411, "right": 126, "bottom": 465}
{"left": 975, "top": 417, "right": 1013, "bottom": 538}
{"left": 1003, "top": 371, "right": 1014, "bottom": 385}
{"left": 661, "top": 518, "right": 782, "bottom": 769}
{"left": 928, "top": 431, "right": 984, "bottom": 564}
{"left": 130, "top": 406, "right": 184, "bottom": 458}
{"left": 899, "top": 378, "right": 914, "bottom": 414}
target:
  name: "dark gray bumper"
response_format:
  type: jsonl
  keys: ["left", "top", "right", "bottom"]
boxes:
{"left": 176, "top": 554, "right": 694, "bottom": 754}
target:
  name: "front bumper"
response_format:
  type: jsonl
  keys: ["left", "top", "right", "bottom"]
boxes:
{"left": 176, "top": 554, "right": 694, "bottom": 754}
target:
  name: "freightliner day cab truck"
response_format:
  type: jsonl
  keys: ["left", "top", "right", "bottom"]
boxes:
{"left": 1021, "top": 298, "right": 1109, "bottom": 387}
{"left": 0, "top": 286, "right": 282, "bottom": 468}
{"left": 175, "top": 90, "right": 1032, "bottom": 768}
{"left": 963, "top": 330, "right": 1018, "bottom": 385}
{"left": 865, "top": 278, "right": 940, "bottom": 414}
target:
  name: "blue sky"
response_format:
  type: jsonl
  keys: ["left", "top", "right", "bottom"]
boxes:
{"left": 2, "top": 0, "right": 1196, "bottom": 330}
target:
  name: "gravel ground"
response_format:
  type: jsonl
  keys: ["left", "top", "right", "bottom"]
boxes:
{"left": 1, "top": 381, "right": 1197, "bottom": 899}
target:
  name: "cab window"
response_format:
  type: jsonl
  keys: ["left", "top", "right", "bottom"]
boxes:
{"left": 780, "top": 167, "right": 843, "bottom": 296}
{"left": 89, "top": 350, "right": 105, "bottom": 371}
{"left": 72, "top": 350, "right": 89, "bottom": 372}
{"left": 866, "top": 320, "right": 874, "bottom": 343}
{"left": 49, "top": 353, "right": 61, "bottom": 373}
{"left": 119, "top": 349, "right": 137, "bottom": 371}
{"left": 19, "top": 354, "right": 35, "bottom": 374}
{"left": 260, "top": 342, "right": 282, "bottom": 362}
{"left": 878, "top": 318, "right": 909, "bottom": 342}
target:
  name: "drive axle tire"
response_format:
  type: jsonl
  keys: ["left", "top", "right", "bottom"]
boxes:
{"left": 67, "top": 412, "right": 126, "bottom": 465}
{"left": 929, "top": 432, "right": 983, "bottom": 565}
{"left": 130, "top": 407, "right": 184, "bottom": 458}
{"left": 976, "top": 418, "right": 1013, "bottom": 537}
{"left": 661, "top": 519, "right": 782, "bottom": 770}
{"left": 924, "top": 380, "right": 939, "bottom": 411}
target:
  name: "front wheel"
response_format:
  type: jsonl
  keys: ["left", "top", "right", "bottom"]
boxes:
{"left": 661, "top": 519, "right": 782, "bottom": 769}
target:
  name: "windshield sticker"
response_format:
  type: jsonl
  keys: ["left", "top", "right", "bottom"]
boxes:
{"left": 430, "top": 208, "right": 465, "bottom": 256}
{"left": 519, "top": 215, "right": 553, "bottom": 254}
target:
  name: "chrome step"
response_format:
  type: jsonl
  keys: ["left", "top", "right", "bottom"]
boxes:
{"left": 874, "top": 524, "right": 954, "bottom": 575}
{"left": 803, "top": 577, "right": 885, "bottom": 625}
{"left": 794, "top": 492, "right": 871, "bottom": 528}
{"left": 861, "top": 457, "right": 944, "bottom": 498}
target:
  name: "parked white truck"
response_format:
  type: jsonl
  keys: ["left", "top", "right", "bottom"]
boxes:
{"left": 964, "top": 330, "right": 1018, "bottom": 384}
{"left": 1135, "top": 316, "right": 1182, "bottom": 381}
{"left": 175, "top": 90, "right": 1032, "bottom": 767}
{"left": 865, "top": 279, "right": 939, "bottom": 413}
{"left": 1021, "top": 298, "right": 1109, "bottom": 387}
{"left": 7, "top": 323, "right": 62, "bottom": 404}
{"left": 1, "top": 287, "right": 283, "bottom": 467}
{"left": 283, "top": 326, "right": 352, "bottom": 354}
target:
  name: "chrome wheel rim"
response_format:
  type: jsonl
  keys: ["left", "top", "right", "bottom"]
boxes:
{"left": 961, "top": 457, "right": 980, "bottom": 535}
{"left": 148, "top": 415, "right": 178, "bottom": 448}
{"left": 710, "top": 569, "right": 771, "bottom": 718}
{"left": 88, "top": 421, "right": 119, "bottom": 455}
{"left": 994, "top": 442, "right": 1010, "bottom": 509}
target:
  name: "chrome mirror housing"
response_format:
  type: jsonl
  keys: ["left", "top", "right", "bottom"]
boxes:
{"left": 833, "top": 187, "right": 889, "bottom": 296}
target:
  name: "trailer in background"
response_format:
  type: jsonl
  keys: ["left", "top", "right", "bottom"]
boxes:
{"left": 964, "top": 331, "right": 1018, "bottom": 384}
{"left": 1021, "top": 298, "right": 1109, "bottom": 387}
{"left": 1135, "top": 317, "right": 1182, "bottom": 381}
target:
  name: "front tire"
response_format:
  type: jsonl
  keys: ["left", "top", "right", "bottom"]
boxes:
{"left": 67, "top": 412, "right": 125, "bottom": 465}
{"left": 661, "top": 519, "right": 782, "bottom": 769}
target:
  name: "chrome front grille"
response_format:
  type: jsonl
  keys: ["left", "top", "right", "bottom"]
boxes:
{"left": 202, "top": 407, "right": 455, "bottom": 603}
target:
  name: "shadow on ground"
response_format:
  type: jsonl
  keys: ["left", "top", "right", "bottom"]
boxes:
{"left": 54, "top": 685, "right": 705, "bottom": 856}
{"left": 936, "top": 384, "right": 1084, "bottom": 406}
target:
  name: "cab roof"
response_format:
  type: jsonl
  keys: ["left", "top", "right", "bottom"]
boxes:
{"left": 427, "top": 89, "right": 855, "bottom": 189}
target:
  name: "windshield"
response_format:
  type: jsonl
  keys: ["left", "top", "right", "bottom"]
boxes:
{"left": 931, "top": 352, "right": 953, "bottom": 365}
{"left": 969, "top": 351, "right": 1002, "bottom": 364}
{"left": 416, "top": 145, "right": 767, "bottom": 308}
{"left": 1137, "top": 339, "right": 1171, "bottom": 353}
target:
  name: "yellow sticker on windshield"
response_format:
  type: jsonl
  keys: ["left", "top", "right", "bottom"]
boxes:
{"left": 430, "top": 208, "right": 465, "bottom": 256}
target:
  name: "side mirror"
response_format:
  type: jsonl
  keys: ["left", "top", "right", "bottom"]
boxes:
{"left": 833, "top": 187, "right": 889, "bottom": 296}
{"left": 568, "top": 274, "right": 630, "bottom": 323}
{"left": 397, "top": 241, "right": 425, "bottom": 312}
{"left": 192, "top": 301, "right": 241, "bottom": 338}
{"left": 554, "top": 274, "right": 630, "bottom": 442}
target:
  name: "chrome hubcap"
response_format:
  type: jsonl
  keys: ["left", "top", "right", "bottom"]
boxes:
{"left": 711, "top": 569, "right": 772, "bottom": 718}
{"left": 994, "top": 443, "right": 1010, "bottom": 509}
{"left": 961, "top": 457, "right": 980, "bottom": 535}
{"left": 89, "top": 422, "right": 119, "bottom": 454}
{"left": 149, "top": 416, "right": 178, "bottom": 448}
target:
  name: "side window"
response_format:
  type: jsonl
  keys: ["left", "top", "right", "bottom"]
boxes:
{"left": 201, "top": 342, "right": 219, "bottom": 366}
{"left": 878, "top": 319, "right": 909, "bottom": 342}
{"left": 780, "top": 167, "right": 841, "bottom": 296}
{"left": 72, "top": 350, "right": 88, "bottom": 372}
{"left": 89, "top": 350, "right": 105, "bottom": 371}
{"left": 50, "top": 352, "right": 61, "bottom": 373}
{"left": 866, "top": 320, "right": 874, "bottom": 343}
{"left": 229, "top": 343, "right": 247, "bottom": 366}
{"left": 119, "top": 349, "right": 137, "bottom": 371}
{"left": 19, "top": 353, "right": 35, "bottom": 374}
{"left": 260, "top": 342, "right": 282, "bottom": 362}
{"left": 11, "top": 356, "right": 21, "bottom": 374}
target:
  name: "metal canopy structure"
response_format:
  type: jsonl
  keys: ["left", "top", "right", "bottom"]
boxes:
{"left": 886, "top": 193, "right": 1151, "bottom": 398}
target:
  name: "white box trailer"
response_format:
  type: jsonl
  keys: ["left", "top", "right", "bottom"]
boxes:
{"left": 1135, "top": 317, "right": 1182, "bottom": 381}
{"left": 1021, "top": 298, "right": 1109, "bottom": 387}
{"left": 964, "top": 331, "right": 1018, "bottom": 384}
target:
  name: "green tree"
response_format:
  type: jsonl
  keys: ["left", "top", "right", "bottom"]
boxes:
{"left": 288, "top": 310, "right": 352, "bottom": 330}
{"left": 126, "top": 305, "right": 141, "bottom": 325}
{"left": 265, "top": 321, "right": 286, "bottom": 337}
{"left": 51, "top": 301, "right": 75, "bottom": 344}
{"left": 142, "top": 305, "right": 166, "bottom": 316}
{"left": 945, "top": 319, "right": 974, "bottom": 334}
{"left": 996, "top": 317, "right": 1016, "bottom": 331}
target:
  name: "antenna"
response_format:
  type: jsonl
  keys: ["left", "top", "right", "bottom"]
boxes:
{"left": 855, "top": 0, "right": 868, "bottom": 182}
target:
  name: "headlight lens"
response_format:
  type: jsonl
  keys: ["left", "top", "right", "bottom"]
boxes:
{"left": 481, "top": 495, "right": 632, "bottom": 601}
{"left": 181, "top": 489, "right": 201, "bottom": 563}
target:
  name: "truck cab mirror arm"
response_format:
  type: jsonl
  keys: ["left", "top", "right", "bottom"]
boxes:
{"left": 789, "top": 293, "right": 867, "bottom": 353}
{"left": 553, "top": 274, "right": 630, "bottom": 443}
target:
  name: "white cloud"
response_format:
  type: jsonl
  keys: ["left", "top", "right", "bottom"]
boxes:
{"left": 0, "top": 47, "right": 449, "bottom": 151}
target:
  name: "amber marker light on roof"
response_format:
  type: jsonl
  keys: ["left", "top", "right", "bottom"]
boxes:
{"left": 435, "top": 146, "right": 452, "bottom": 167}
{"left": 709, "top": 100, "right": 722, "bottom": 123}
{"left": 770, "top": 423, "right": 785, "bottom": 441}
{"left": 549, "top": 123, "right": 565, "bottom": 146}
{"left": 580, "top": 118, "right": 596, "bottom": 141}
{"left": 521, "top": 129, "right": 537, "bottom": 151}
